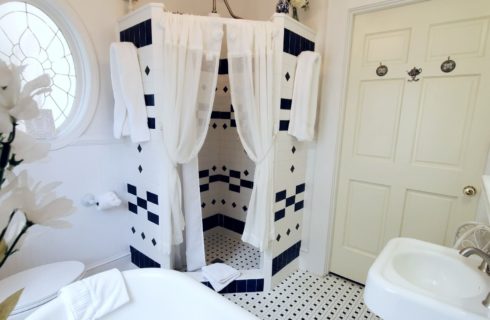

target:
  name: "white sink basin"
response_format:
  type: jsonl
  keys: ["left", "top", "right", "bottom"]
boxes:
{"left": 364, "top": 238, "right": 490, "bottom": 320}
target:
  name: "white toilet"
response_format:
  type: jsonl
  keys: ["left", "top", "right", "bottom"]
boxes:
{"left": 0, "top": 261, "right": 85, "bottom": 319}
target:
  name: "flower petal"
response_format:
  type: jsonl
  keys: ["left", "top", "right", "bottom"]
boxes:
{"left": 11, "top": 131, "right": 49, "bottom": 163}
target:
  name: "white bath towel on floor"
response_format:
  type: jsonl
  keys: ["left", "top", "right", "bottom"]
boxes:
{"left": 288, "top": 51, "right": 321, "bottom": 141}
{"left": 110, "top": 42, "right": 150, "bottom": 143}
{"left": 202, "top": 263, "right": 241, "bottom": 292}
{"left": 59, "top": 268, "right": 129, "bottom": 320}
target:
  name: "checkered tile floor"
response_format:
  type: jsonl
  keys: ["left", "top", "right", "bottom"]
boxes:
{"left": 223, "top": 271, "right": 381, "bottom": 320}
{"left": 205, "top": 229, "right": 261, "bottom": 270}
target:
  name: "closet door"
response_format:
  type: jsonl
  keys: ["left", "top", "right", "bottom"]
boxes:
{"left": 330, "top": 0, "right": 490, "bottom": 283}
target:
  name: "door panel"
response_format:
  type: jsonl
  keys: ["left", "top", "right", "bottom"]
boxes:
{"left": 344, "top": 180, "right": 391, "bottom": 256}
{"left": 331, "top": 0, "right": 490, "bottom": 283}
{"left": 427, "top": 18, "right": 490, "bottom": 60}
{"left": 412, "top": 76, "right": 479, "bottom": 167}
{"left": 355, "top": 80, "right": 404, "bottom": 160}
{"left": 400, "top": 190, "right": 456, "bottom": 244}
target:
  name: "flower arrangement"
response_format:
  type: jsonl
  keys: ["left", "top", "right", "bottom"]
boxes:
{"left": 0, "top": 60, "right": 75, "bottom": 313}
{"left": 289, "top": 0, "right": 310, "bottom": 20}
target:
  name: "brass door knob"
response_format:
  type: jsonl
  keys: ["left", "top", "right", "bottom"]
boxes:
{"left": 463, "top": 186, "right": 477, "bottom": 197}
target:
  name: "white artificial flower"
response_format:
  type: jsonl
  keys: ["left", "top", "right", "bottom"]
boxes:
{"left": 11, "top": 131, "right": 49, "bottom": 163}
{"left": 0, "top": 171, "right": 74, "bottom": 228}
{"left": 290, "top": 0, "right": 307, "bottom": 8}
{"left": 0, "top": 61, "right": 51, "bottom": 122}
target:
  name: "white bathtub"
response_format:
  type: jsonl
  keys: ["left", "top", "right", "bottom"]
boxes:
{"left": 28, "top": 268, "right": 257, "bottom": 319}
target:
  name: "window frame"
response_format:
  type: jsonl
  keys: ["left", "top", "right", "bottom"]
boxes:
{"left": 0, "top": 0, "right": 99, "bottom": 149}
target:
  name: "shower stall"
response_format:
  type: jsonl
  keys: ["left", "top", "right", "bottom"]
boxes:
{"left": 120, "top": 3, "right": 315, "bottom": 292}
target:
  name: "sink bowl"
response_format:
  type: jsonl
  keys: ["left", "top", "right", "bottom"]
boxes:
{"left": 364, "top": 238, "right": 490, "bottom": 320}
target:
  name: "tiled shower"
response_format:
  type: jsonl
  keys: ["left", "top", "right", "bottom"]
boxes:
{"left": 120, "top": 3, "right": 315, "bottom": 293}
{"left": 199, "top": 58, "right": 259, "bottom": 269}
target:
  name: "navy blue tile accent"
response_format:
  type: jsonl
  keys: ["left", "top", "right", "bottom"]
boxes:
{"left": 272, "top": 241, "right": 301, "bottom": 276}
{"left": 257, "top": 279, "right": 264, "bottom": 291}
{"left": 281, "top": 98, "right": 292, "bottom": 110}
{"left": 240, "top": 179, "right": 253, "bottom": 189}
{"left": 127, "top": 184, "right": 137, "bottom": 195}
{"left": 275, "top": 208, "right": 286, "bottom": 221}
{"left": 128, "top": 202, "right": 138, "bottom": 214}
{"left": 211, "top": 258, "right": 224, "bottom": 263}
{"left": 294, "top": 200, "right": 304, "bottom": 212}
{"left": 229, "top": 184, "right": 241, "bottom": 193}
{"left": 144, "top": 94, "right": 155, "bottom": 106}
{"left": 202, "top": 213, "right": 245, "bottom": 234}
{"left": 274, "top": 183, "right": 306, "bottom": 220}
{"left": 283, "top": 28, "right": 291, "bottom": 55}
{"left": 296, "top": 183, "right": 306, "bottom": 194}
{"left": 130, "top": 245, "right": 160, "bottom": 268}
{"left": 283, "top": 28, "right": 315, "bottom": 56}
{"left": 147, "top": 118, "right": 156, "bottom": 129}
{"left": 202, "top": 214, "right": 219, "bottom": 231}
{"left": 223, "top": 215, "right": 245, "bottom": 234}
{"left": 137, "top": 197, "right": 147, "bottom": 209}
{"left": 218, "top": 59, "right": 229, "bottom": 74}
{"left": 147, "top": 211, "right": 159, "bottom": 225}
{"left": 201, "top": 278, "right": 264, "bottom": 293}
{"left": 275, "top": 190, "right": 287, "bottom": 202}
{"left": 200, "top": 168, "right": 252, "bottom": 194}
{"left": 286, "top": 195, "right": 296, "bottom": 207}
{"left": 237, "top": 280, "right": 247, "bottom": 292}
{"left": 279, "top": 120, "right": 290, "bottom": 131}
{"left": 211, "top": 111, "right": 232, "bottom": 119}
{"left": 246, "top": 279, "right": 257, "bottom": 292}
{"left": 120, "top": 19, "right": 152, "bottom": 48}
{"left": 146, "top": 192, "right": 159, "bottom": 205}
{"left": 230, "top": 170, "right": 241, "bottom": 178}
{"left": 199, "top": 170, "right": 210, "bottom": 178}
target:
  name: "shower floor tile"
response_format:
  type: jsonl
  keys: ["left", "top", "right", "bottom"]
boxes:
{"left": 205, "top": 228, "right": 260, "bottom": 270}
{"left": 223, "top": 271, "right": 381, "bottom": 320}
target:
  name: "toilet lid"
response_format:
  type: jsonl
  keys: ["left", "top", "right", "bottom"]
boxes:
{"left": 0, "top": 261, "right": 85, "bottom": 315}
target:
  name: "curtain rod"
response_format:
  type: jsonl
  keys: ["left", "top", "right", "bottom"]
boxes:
{"left": 212, "top": 0, "right": 242, "bottom": 19}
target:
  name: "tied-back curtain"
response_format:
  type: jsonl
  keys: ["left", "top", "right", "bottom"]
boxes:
{"left": 159, "top": 13, "right": 223, "bottom": 266}
{"left": 226, "top": 22, "right": 281, "bottom": 251}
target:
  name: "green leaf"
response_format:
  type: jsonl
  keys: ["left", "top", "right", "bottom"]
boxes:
{"left": 0, "top": 288, "right": 23, "bottom": 320}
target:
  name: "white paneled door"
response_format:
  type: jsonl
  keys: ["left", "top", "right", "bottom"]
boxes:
{"left": 330, "top": 0, "right": 490, "bottom": 283}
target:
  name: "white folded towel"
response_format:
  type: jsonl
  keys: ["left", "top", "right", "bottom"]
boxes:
{"left": 59, "top": 269, "right": 129, "bottom": 320}
{"left": 202, "top": 263, "right": 241, "bottom": 292}
{"left": 110, "top": 42, "right": 150, "bottom": 143}
{"left": 288, "top": 51, "right": 321, "bottom": 141}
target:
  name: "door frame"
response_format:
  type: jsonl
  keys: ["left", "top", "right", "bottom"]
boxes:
{"left": 302, "top": 0, "right": 428, "bottom": 275}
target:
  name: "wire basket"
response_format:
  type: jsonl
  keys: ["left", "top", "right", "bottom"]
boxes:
{"left": 454, "top": 221, "right": 490, "bottom": 254}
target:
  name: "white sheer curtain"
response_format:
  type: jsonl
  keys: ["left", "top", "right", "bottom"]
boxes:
{"left": 159, "top": 13, "right": 223, "bottom": 270}
{"left": 226, "top": 22, "right": 281, "bottom": 251}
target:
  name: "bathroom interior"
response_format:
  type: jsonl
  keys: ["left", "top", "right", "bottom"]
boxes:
{"left": 0, "top": 0, "right": 489, "bottom": 319}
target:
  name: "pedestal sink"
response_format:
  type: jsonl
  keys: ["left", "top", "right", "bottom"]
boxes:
{"left": 364, "top": 238, "right": 490, "bottom": 320}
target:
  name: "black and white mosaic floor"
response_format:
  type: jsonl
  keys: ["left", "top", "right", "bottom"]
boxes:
{"left": 223, "top": 271, "right": 381, "bottom": 320}
{"left": 205, "top": 229, "right": 261, "bottom": 270}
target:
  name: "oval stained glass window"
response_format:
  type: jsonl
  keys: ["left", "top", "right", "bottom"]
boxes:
{"left": 0, "top": 1, "right": 77, "bottom": 130}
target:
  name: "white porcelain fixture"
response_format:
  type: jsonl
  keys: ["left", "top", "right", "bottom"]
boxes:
{"left": 364, "top": 237, "right": 490, "bottom": 320}
{"left": 0, "top": 261, "right": 85, "bottom": 320}
{"left": 29, "top": 268, "right": 257, "bottom": 319}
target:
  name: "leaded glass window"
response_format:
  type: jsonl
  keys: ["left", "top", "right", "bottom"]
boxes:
{"left": 0, "top": 1, "right": 77, "bottom": 129}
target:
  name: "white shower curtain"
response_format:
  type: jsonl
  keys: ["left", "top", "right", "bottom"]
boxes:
{"left": 227, "top": 22, "right": 281, "bottom": 251}
{"left": 159, "top": 13, "right": 223, "bottom": 270}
